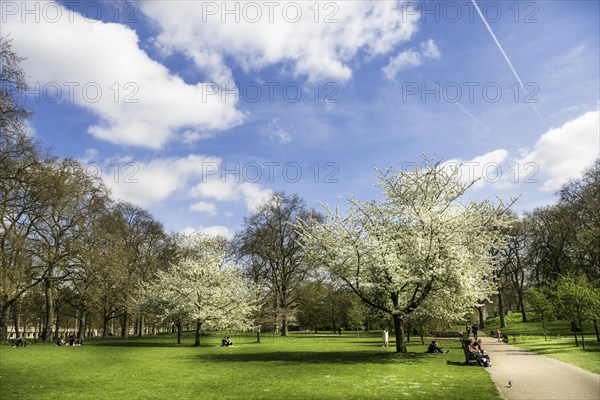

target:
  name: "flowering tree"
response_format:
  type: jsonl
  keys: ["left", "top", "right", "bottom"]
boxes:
{"left": 141, "top": 235, "right": 256, "bottom": 346}
{"left": 298, "top": 160, "right": 511, "bottom": 353}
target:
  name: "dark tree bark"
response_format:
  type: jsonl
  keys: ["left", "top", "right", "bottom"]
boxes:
{"left": 280, "top": 314, "right": 289, "bottom": 336}
{"left": 176, "top": 321, "right": 182, "bottom": 345}
{"left": 54, "top": 309, "right": 61, "bottom": 341}
{"left": 477, "top": 306, "right": 486, "bottom": 328}
{"left": 594, "top": 319, "right": 599, "bottom": 342}
{"left": 12, "top": 302, "right": 21, "bottom": 339}
{"left": 77, "top": 310, "right": 87, "bottom": 340}
{"left": 137, "top": 316, "right": 144, "bottom": 337}
{"left": 121, "top": 310, "right": 129, "bottom": 338}
{"left": 392, "top": 315, "right": 407, "bottom": 353}
{"left": 41, "top": 276, "right": 54, "bottom": 341}
{"left": 194, "top": 320, "right": 202, "bottom": 346}
{"left": 102, "top": 308, "right": 110, "bottom": 338}
{"left": 498, "top": 291, "right": 506, "bottom": 328}
{"left": 0, "top": 308, "right": 9, "bottom": 344}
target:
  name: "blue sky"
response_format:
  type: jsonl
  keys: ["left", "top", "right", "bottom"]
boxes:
{"left": 3, "top": 0, "right": 599, "bottom": 237}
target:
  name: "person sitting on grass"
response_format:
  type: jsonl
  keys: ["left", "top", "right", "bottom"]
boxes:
{"left": 12, "top": 338, "right": 26, "bottom": 348}
{"left": 427, "top": 341, "right": 449, "bottom": 354}
{"left": 222, "top": 337, "right": 233, "bottom": 347}
{"left": 56, "top": 339, "right": 66, "bottom": 346}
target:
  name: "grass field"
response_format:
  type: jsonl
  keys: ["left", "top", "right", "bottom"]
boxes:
{"left": 0, "top": 331, "right": 501, "bottom": 400}
{"left": 485, "top": 313, "right": 600, "bottom": 374}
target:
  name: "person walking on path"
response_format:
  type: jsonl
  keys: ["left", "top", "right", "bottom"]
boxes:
{"left": 472, "top": 323, "right": 479, "bottom": 340}
{"left": 382, "top": 329, "right": 389, "bottom": 348}
{"left": 496, "top": 329, "right": 502, "bottom": 342}
{"left": 481, "top": 336, "right": 600, "bottom": 399}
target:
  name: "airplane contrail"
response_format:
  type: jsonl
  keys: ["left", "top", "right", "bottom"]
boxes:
{"left": 471, "top": 0, "right": 544, "bottom": 123}
{"left": 455, "top": 101, "right": 490, "bottom": 132}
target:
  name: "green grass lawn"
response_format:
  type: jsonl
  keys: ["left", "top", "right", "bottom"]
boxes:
{"left": 485, "top": 313, "right": 600, "bottom": 374}
{"left": 0, "top": 332, "right": 501, "bottom": 400}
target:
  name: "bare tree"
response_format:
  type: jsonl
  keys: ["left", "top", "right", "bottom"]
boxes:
{"left": 235, "top": 192, "right": 320, "bottom": 336}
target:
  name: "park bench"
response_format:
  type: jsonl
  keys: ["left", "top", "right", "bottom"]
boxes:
{"left": 461, "top": 340, "right": 478, "bottom": 365}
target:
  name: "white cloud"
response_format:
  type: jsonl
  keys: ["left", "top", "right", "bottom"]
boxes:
{"left": 189, "top": 178, "right": 272, "bottom": 212}
{"left": 189, "top": 201, "right": 218, "bottom": 216}
{"left": 443, "top": 149, "right": 509, "bottom": 188}
{"left": 80, "top": 148, "right": 99, "bottom": 164}
{"left": 181, "top": 225, "right": 234, "bottom": 239}
{"left": 5, "top": 1, "right": 245, "bottom": 149}
{"left": 383, "top": 39, "right": 441, "bottom": 80}
{"left": 104, "top": 154, "right": 221, "bottom": 207}
{"left": 516, "top": 110, "right": 600, "bottom": 191}
{"left": 421, "top": 39, "right": 441, "bottom": 60}
{"left": 141, "top": 1, "right": 420, "bottom": 83}
{"left": 265, "top": 118, "right": 292, "bottom": 143}
{"left": 441, "top": 110, "right": 600, "bottom": 195}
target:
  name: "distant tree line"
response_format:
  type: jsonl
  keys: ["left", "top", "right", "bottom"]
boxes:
{"left": 492, "top": 157, "right": 600, "bottom": 348}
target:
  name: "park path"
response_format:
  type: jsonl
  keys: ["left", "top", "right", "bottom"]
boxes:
{"left": 479, "top": 335, "right": 600, "bottom": 400}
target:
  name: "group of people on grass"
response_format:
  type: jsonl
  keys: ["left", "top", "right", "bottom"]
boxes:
{"left": 221, "top": 337, "right": 234, "bottom": 347}
{"left": 56, "top": 337, "right": 83, "bottom": 346}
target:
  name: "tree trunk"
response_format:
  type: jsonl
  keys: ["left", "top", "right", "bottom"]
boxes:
{"left": 78, "top": 310, "right": 87, "bottom": 340}
{"left": 121, "top": 310, "right": 129, "bottom": 338}
{"left": 256, "top": 330, "right": 261, "bottom": 343}
{"left": 176, "top": 321, "right": 182, "bottom": 345}
{"left": 580, "top": 325, "right": 586, "bottom": 350}
{"left": 406, "top": 323, "right": 411, "bottom": 342}
{"left": 194, "top": 320, "right": 202, "bottom": 346}
{"left": 477, "top": 306, "right": 486, "bottom": 328}
{"left": 0, "top": 308, "right": 9, "bottom": 344}
{"left": 392, "top": 314, "right": 407, "bottom": 353}
{"left": 419, "top": 325, "right": 424, "bottom": 345}
{"left": 542, "top": 320, "right": 547, "bottom": 341}
{"left": 573, "top": 321, "right": 579, "bottom": 347}
{"left": 41, "top": 276, "right": 54, "bottom": 341}
{"left": 273, "top": 297, "right": 279, "bottom": 334}
{"left": 102, "top": 309, "right": 110, "bottom": 338}
{"left": 138, "top": 316, "right": 144, "bottom": 337}
{"left": 55, "top": 308, "right": 62, "bottom": 340}
{"left": 12, "top": 302, "right": 21, "bottom": 339}
{"left": 518, "top": 294, "right": 527, "bottom": 322}
{"left": 498, "top": 291, "right": 506, "bottom": 328}
{"left": 593, "top": 319, "right": 599, "bottom": 342}
{"left": 281, "top": 313, "right": 289, "bottom": 336}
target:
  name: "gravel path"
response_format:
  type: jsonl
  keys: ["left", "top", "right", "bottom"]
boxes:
{"left": 479, "top": 336, "right": 600, "bottom": 400}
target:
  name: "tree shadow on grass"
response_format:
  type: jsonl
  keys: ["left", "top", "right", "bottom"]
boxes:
{"left": 526, "top": 345, "right": 600, "bottom": 355}
{"left": 193, "top": 350, "right": 431, "bottom": 365}
{"left": 445, "top": 360, "right": 480, "bottom": 367}
{"left": 89, "top": 341, "right": 211, "bottom": 348}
